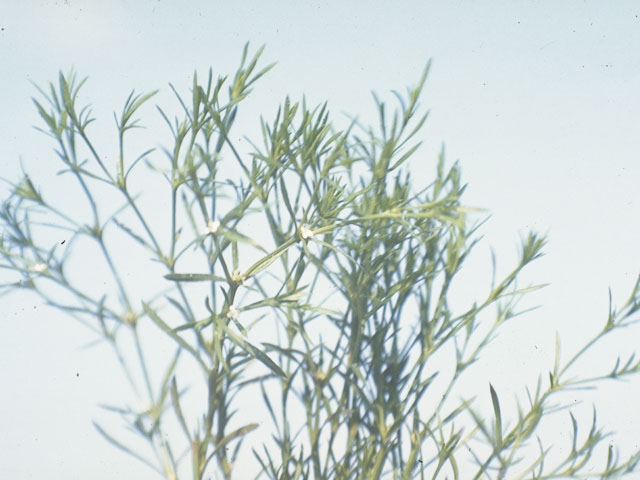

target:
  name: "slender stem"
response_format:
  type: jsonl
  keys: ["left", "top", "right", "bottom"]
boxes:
{"left": 123, "top": 189, "right": 164, "bottom": 258}
{"left": 78, "top": 129, "right": 115, "bottom": 183}
{"left": 98, "top": 239, "right": 131, "bottom": 311}
{"left": 133, "top": 328, "right": 155, "bottom": 403}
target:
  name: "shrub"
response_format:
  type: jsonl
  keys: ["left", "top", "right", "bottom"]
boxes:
{"left": 2, "top": 45, "right": 640, "bottom": 479}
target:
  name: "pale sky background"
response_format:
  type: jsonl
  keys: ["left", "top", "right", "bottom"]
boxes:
{"left": 1, "top": 1, "right": 640, "bottom": 479}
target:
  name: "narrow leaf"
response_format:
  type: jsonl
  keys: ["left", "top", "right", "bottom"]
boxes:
{"left": 489, "top": 383, "right": 502, "bottom": 446}
{"left": 164, "top": 272, "right": 226, "bottom": 282}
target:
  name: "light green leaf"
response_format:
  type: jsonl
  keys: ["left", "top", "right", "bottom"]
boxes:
{"left": 164, "top": 273, "right": 226, "bottom": 282}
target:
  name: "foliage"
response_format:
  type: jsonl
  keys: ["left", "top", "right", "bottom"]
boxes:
{"left": 2, "top": 44, "right": 640, "bottom": 479}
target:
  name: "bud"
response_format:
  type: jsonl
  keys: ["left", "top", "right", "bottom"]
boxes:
{"left": 33, "top": 263, "right": 48, "bottom": 274}
{"left": 227, "top": 305, "right": 239, "bottom": 320}
{"left": 299, "top": 225, "right": 314, "bottom": 240}
{"left": 205, "top": 220, "right": 220, "bottom": 235}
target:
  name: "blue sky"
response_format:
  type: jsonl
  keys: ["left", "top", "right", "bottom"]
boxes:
{"left": 1, "top": 1, "right": 640, "bottom": 478}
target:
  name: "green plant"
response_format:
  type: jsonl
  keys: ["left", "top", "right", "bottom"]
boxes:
{"left": 2, "top": 44, "right": 640, "bottom": 479}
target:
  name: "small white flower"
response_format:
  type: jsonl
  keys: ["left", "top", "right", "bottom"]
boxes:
{"left": 227, "top": 305, "right": 239, "bottom": 320}
{"left": 299, "top": 225, "right": 314, "bottom": 240}
{"left": 205, "top": 220, "right": 220, "bottom": 235}
{"left": 33, "top": 263, "right": 48, "bottom": 273}
{"left": 124, "top": 311, "right": 138, "bottom": 326}
{"left": 231, "top": 269, "right": 246, "bottom": 286}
